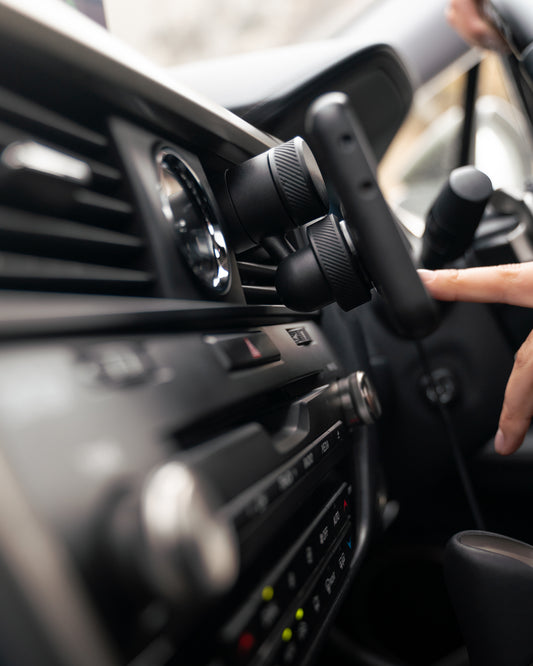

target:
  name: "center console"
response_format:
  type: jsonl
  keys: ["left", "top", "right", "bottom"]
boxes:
{"left": 0, "top": 315, "right": 379, "bottom": 666}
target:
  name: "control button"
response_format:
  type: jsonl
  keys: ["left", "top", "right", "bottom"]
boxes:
{"left": 262, "top": 586, "right": 274, "bottom": 602}
{"left": 237, "top": 632, "right": 256, "bottom": 657}
{"left": 295, "top": 608, "right": 304, "bottom": 622}
{"left": 300, "top": 449, "right": 315, "bottom": 473}
{"left": 304, "top": 545, "right": 315, "bottom": 568}
{"left": 140, "top": 462, "right": 239, "bottom": 603}
{"left": 243, "top": 490, "right": 271, "bottom": 520}
{"left": 286, "top": 327, "right": 312, "bottom": 346}
{"left": 319, "top": 437, "right": 331, "bottom": 457}
{"left": 332, "top": 508, "right": 341, "bottom": 529}
{"left": 236, "top": 484, "right": 278, "bottom": 528}
{"left": 318, "top": 523, "right": 330, "bottom": 549}
{"left": 337, "top": 549, "right": 347, "bottom": 572}
{"left": 323, "top": 566, "right": 337, "bottom": 597}
{"left": 295, "top": 621, "right": 309, "bottom": 643}
{"left": 281, "top": 628, "right": 293, "bottom": 643}
{"left": 207, "top": 332, "right": 280, "bottom": 370}
{"left": 276, "top": 466, "right": 298, "bottom": 493}
{"left": 341, "top": 486, "right": 351, "bottom": 514}
{"left": 311, "top": 593, "right": 321, "bottom": 616}
{"left": 336, "top": 371, "right": 382, "bottom": 426}
{"left": 259, "top": 602, "right": 281, "bottom": 630}
{"left": 82, "top": 343, "right": 153, "bottom": 387}
{"left": 286, "top": 570, "right": 298, "bottom": 592}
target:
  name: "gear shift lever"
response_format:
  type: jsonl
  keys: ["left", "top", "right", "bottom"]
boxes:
{"left": 445, "top": 530, "right": 533, "bottom": 666}
{"left": 421, "top": 166, "right": 492, "bottom": 269}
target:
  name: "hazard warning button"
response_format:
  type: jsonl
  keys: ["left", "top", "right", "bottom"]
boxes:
{"left": 206, "top": 331, "right": 280, "bottom": 370}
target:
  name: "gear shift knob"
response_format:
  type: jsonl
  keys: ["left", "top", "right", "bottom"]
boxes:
{"left": 421, "top": 166, "right": 492, "bottom": 269}
{"left": 445, "top": 530, "right": 533, "bottom": 666}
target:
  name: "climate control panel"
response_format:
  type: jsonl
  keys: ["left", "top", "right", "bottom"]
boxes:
{"left": 220, "top": 482, "right": 354, "bottom": 666}
{"left": 0, "top": 319, "right": 378, "bottom": 666}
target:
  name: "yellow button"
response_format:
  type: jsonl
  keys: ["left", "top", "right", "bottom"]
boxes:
{"left": 295, "top": 608, "right": 304, "bottom": 621}
{"left": 282, "top": 628, "right": 293, "bottom": 642}
{"left": 262, "top": 586, "right": 274, "bottom": 602}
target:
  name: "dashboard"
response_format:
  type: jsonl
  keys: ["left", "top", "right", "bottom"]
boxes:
{"left": 0, "top": 2, "right": 519, "bottom": 666}
{"left": 0, "top": 3, "right": 397, "bottom": 666}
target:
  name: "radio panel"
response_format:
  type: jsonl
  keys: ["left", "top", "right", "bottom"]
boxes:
{"left": 0, "top": 321, "right": 377, "bottom": 666}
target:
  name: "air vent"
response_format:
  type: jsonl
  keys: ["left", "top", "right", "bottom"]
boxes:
{"left": 0, "top": 86, "right": 156, "bottom": 296}
{"left": 236, "top": 246, "right": 282, "bottom": 305}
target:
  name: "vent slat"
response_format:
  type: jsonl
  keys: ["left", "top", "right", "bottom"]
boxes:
{"left": 241, "top": 284, "right": 281, "bottom": 304}
{"left": 237, "top": 250, "right": 282, "bottom": 305}
{"left": 0, "top": 121, "right": 121, "bottom": 188}
{"left": 0, "top": 84, "right": 158, "bottom": 297}
{"left": 0, "top": 207, "right": 143, "bottom": 254}
{"left": 236, "top": 261, "right": 277, "bottom": 282}
{"left": 0, "top": 252, "right": 153, "bottom": 286}
{"left": 0, "top": 87, "right": 108, "bottom": 153}
{"left": 73, "top": 189, "right": 133, "bottom": 217}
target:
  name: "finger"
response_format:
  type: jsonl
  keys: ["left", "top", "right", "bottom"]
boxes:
{"left": 495, "top": 329, "right": 533, "bottom": 455}
{"left": 446, "top": 0, "right": 508, "bottom": 50}
{"left": 418, "top": 263, "right": 533, "bottom": 307}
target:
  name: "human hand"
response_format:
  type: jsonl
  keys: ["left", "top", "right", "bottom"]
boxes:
{"left": 419, "top": 263, "right": 533, "bottom": 455}
{"left": 446, "top": 0, "right": 509, "bottom": 51}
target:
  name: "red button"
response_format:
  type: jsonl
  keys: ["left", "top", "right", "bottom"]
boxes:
{"left": 237, "top": 632, "right": 255, "bottom": 655}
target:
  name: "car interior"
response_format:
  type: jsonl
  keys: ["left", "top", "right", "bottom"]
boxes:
{"left": 2, "top": 0, "right": 533, "bottom": 665}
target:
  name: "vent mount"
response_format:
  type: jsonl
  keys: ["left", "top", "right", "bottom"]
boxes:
{"left": 0, "top": 86, "right": 156, "bottom": 297}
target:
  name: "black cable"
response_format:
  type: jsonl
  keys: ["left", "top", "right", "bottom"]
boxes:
{"left": 415, "top": 340, "right": 485, "bottom": 531}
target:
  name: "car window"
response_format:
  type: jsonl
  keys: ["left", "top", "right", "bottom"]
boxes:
{"left": 62, "top": 0, "right": 106, "bottom": 26}
{"left": 380, "top": 53, "right": 533, "bottom": 236}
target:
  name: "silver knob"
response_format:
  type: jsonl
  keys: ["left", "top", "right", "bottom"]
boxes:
{"left": 336, "top": 370, "right": 382, "bottom": 426}
{"left": 140, "top": 462, "right": 239, "bottom": 604}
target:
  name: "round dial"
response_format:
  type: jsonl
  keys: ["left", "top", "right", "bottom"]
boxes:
{"left": 157, "top": 148, "right": 231, "bottom": 294}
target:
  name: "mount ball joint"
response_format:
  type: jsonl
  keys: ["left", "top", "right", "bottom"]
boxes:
{"left": 224, "top": 137, "right": 329, "bottom": 252}
{"left": 276, "top": 214, "right": 372, "bottom": 312}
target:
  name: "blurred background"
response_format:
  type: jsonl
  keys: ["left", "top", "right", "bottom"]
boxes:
{"left": 67, "top": 0, "right": 530, "bottom": 227}
{"left": 104, "top": 0, "right": 375, "bottom": 66}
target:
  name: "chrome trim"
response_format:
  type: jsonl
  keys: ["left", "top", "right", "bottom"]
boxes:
{"left": 156, "top": 147, "right": 231, "bottom": 294}
{"left": 508, "top": 222, "right": 533, "bottom": 262}
{"left": 2, "top": 140, "right": 92, "bottom": 184}
{"left": 487, "top": 188, "right": 533, "bottom": 262}
{"left": 141, "top": 462, "right": 239, "bottom": 602}
{"left": 339, "top": 218, "right": 357, "bottom": 254}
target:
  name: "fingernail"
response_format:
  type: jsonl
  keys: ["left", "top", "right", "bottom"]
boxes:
{"left": 417, "top": 269, "right": 434, "bottom": 284}
{"left": 494, "top": 428, "right": 505, "bottom": 454}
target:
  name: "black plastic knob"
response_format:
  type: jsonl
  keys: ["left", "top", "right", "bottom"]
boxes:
{"left": 275, "top": 215, "right": 371, "bottom": 311}
{"left": 131, "top": 462, "right": 239, "bottom": 605}
{"left": 445, "top": 530, "right": 533, "bottom": 666}
{"left": 336, "top": 371, "right": 382, "bottom": 426}
{"left": 225, "top": 137, "right": 328, "bottom": 251}
{"left": 421, "top": 166, "right": 493, "bottom": 269}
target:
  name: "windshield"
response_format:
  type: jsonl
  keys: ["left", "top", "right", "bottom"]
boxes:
{"left": 102, "top": 0, "right": 379, "bottom": 67}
